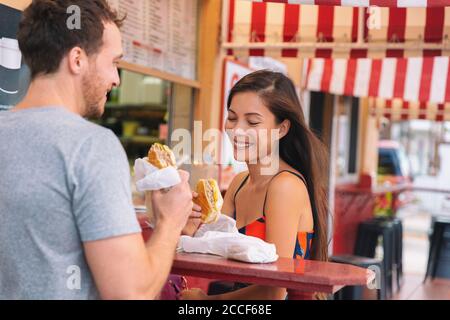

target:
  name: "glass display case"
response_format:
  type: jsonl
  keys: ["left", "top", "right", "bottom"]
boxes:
{"left": 91, "top": 68, "right": 196, "bottom": 204}
{"left": 92, "top": 68, "right": 195, "bottom": 187}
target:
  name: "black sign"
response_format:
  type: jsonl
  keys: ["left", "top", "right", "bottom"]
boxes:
{"left": 0, "top": 3, "right": 30, "bottom": 111}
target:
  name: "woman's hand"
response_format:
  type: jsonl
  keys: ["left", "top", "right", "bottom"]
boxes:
{"left": 181, "top": 192, "right": 203, "bottom": 236}
{"left": 180, "top": 288, "right": 209, "bottom": 300}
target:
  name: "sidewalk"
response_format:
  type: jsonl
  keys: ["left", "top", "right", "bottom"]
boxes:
{"left": 393, "top": 163, "right": 450, "bottom": 299}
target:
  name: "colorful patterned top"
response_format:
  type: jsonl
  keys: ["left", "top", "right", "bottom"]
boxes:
{"left": 233, "top": 170, "right": 314, "bottom": 260}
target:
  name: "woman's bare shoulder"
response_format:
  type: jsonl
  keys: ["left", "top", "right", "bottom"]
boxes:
{"left": 273, "top": 170, "right": 306, "bottom": 187}
{"left": 267, "top": 170, "right": 309, "bottom": 201}
{"left": 264, "top": 171, "right": 311, "bottom": 223}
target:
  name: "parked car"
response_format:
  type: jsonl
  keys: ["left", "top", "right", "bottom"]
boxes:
{"left": 378, "top": 140, "right": 413, "bottom": 183}
{"left": 377, "top": 140, "right": 415, "bottom": 209}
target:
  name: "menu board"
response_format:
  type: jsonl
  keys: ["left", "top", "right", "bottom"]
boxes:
{"left": 109, "top": 0, "right": 198, "bottom": 81}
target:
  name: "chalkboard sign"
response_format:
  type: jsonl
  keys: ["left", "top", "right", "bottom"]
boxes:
{"left": 0, "top": 3, "right": 30, "bottom": 111}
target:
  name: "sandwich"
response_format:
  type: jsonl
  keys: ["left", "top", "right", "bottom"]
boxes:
{"left": 144, "top": 143, "right": 177, "bottom": 224}
{"left": 194, "top": 179, "right": 223, "bottom": 224}
{"left": 147, "top": 143, "right": 177, "bottom": 169}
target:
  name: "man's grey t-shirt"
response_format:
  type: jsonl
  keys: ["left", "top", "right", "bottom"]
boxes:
{"left": 0, "top": 107, "right": 141, "bottom": 299}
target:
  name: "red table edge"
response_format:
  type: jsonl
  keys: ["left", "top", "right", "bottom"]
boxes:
{"left": 171, "top": 267, "right": 345, "bottom": 294}
{"left": 172, "top": 253, "right": 371, "bottom": 295}
{"left": 138, "top": 214, "right": 371, "bottom": 297}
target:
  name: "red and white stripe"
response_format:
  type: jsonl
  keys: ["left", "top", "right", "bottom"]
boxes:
{"left": 302, "top": 56, "right": 450, "bottom": 104}
{"left": 245, "top": 0, "right": 450, "bottom": 7}
{"left": 369, "top": 98, "right": 450, "bottom": 121}
{"left": 226, "top": 0, "right": 450, "bottom": 58}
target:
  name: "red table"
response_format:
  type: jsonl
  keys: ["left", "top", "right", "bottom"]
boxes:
{"left": 171, "top": 252, "right": 372, "bottom": 300}
{"left": 137, "top": 213, "right": 372, "bottom": 300}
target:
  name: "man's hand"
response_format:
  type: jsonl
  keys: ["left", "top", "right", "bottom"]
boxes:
{"left": 181, "top": 192, "right": 203, "bottom": 236}
{"left": 151, "top": 170, "right": 193, "bottom": 233}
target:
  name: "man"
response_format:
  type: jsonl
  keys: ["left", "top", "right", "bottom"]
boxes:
{"left": 0, "top": 0, "right": 200, "bottom": 299}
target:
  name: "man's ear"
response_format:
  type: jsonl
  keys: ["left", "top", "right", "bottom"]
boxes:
{"left": 67, "top": 47, "right": 85, "bottom": 75}
{"left": 278, "top": 119, "right": 291, "bottom": 139}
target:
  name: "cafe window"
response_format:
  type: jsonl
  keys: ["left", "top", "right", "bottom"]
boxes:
{"left": 335, "top": 96, "right": 360, "bottom": 181}
{"left": 90, "top": 70, "right": 170, "bottom": 167}
{"left": 91, "top": 69, "right": 194, "bottom": 167}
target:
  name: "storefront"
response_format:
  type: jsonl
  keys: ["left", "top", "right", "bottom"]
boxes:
{"left": 216, "top": 0, "right": 450, "bottom": 255}
{"left": 0, "top": 0, "right": 226, "bottom": 198}
{"left": 2, "top": 0, "right": 200, "bottom": 155}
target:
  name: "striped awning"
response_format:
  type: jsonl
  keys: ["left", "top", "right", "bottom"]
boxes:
{"left": 225, "top": 0, "right": 450, "bottom": 58}
{"left": 244, "top": 1, "right": 450, "bottom": 8}
{"left": 302, "top": 56, "right": 450, "bottom": 104}
{"left": 369, "top": 98, "right": 450, "bottom": 121}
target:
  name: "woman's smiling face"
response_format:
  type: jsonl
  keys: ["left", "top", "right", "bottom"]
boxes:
{"left": 225, "top": 91, "right": 284, "bottom": 163}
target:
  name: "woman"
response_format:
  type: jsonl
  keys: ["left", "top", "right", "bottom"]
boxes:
{"left": 181, "top": 70, "right": 329, "bottom": 300}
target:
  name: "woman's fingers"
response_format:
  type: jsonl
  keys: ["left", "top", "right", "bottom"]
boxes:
{"left": 190, "top": 210, "right": 202, "bottom": 219}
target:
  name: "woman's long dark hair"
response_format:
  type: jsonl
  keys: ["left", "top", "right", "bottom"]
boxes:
{"left": 227, "top": 70, "right": 329, "bottom": 263}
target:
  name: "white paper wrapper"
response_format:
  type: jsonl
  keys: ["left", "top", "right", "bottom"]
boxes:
{"left": 194, "top": 214, "right": 239, "bottom": 237}
{"left": 134, "top": 157, "right": 181, "bottom": 191}
{"left": 134, "top": 157, "right": 181, "bottom": 224}
{"left": 178, "top": 214, "right": 278, "bottom": 264}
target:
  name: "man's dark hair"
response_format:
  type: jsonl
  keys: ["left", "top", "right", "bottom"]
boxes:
{"left": 17, "top": 0, "right": 124, "bottom": 79}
